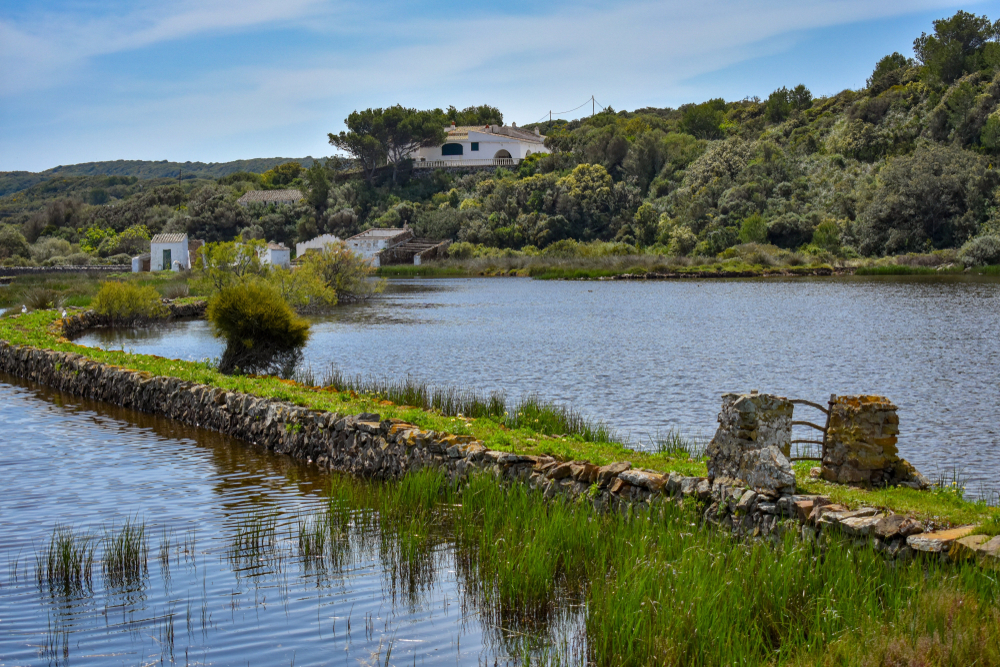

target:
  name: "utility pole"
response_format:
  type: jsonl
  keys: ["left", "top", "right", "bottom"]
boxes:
{"left": 549, "top": 110, "right": 552, "bottom": 123}
{"left": 592, "top": 95, "right": 595, "bottom": 116}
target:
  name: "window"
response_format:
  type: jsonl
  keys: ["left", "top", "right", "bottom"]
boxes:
{"left": 471, "top": 142, "right": 479, "bottom": 151}
{"left": 441, "top": 143, "right": 463, "bottom": 156}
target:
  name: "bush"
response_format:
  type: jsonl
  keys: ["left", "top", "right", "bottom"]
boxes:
{"left": 207, "top": 281, "right": 310, "bottom": 375}
{"left": 299, "top": 242, "right": 382, "bottom": 303}
{"left": 0, "top": 225, "right": 31, "bottom": 261}
{"left": 22, "top": 287, "right": 64, "bottom": 311}
{"left": 738, "top": 213, "right": 768, "bottom": 244}
{"left": 160, "top": 282, "right": 190, "bottom": 299}
{"left": 958, "top": 235, "right": 1000, "bottom": 266}
{"left": 91, "top": 282, "right": 167, "bottom": 323}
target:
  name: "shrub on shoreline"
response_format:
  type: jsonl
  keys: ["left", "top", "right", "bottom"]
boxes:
{"left": 91, "top": 281, "right": 166, "bottom": 323}
{"left": 207, "top": 280, "right": 310, "bottom": 376}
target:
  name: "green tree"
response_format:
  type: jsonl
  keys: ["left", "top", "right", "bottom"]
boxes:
{"left": 913, "top": 11, "right": 999, "bottom": 82}
{"left": 812, "top": 221, "right": 841, "bottom": 252}
{"left": 329, "top": 109, "right": 388, "bottom": 185}
{"left": 305, "top": 162, "right": 331, "bottom": 211}
{"left": 446, "top": 105, "right": 503, "bottom": 126}
{"left": 680, "top": 99, "right": 726, "bottom": 139}
{"left": 738, "top": 213, "right": 768, "bottom": 244}
{"left": 632, "top": 203, "right": 659, "bottom": 247}
{"left": 260, "top": 162, "right": 302, "bottom": 188}
{"left": 382, "top": 106, "right": 448, "bottom": 184}
{"left": 867, "top": 52, "right": 913, "bottom": 94}
{"left": 0, "top": 224, "right": 31, "bottom": 261}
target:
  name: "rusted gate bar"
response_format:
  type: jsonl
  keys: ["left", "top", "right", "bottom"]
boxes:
{"left": 787, "top": 394, "right": 836, "bottom": 462}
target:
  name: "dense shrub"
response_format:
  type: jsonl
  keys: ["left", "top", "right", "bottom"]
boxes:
{"left": 0, "top": 225, "right": 31, "bottom": 260}
{"left": 299, "top": 241, "right": 382, "bottom": 303}
{"left": 207, "top": 281, "right": 310, "bottom": 375}
{"left": 91, "top": 282, "right": 167, "bottom": 323}
{"left": 958, "top": 235, "right": 1000, "bottom": 265}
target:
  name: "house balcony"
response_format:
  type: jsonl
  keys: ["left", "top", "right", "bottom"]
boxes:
{"left": 413, "top": 157, "right": 522, "bottom": 169}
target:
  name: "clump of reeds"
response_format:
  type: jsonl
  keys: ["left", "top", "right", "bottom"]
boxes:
{"left": 160, "top": 282, "right": 190, "bottom": 299}
{"left": 228, "top": 508, "right": 280, "bottom": 568}
{"left": 649, "top": 428, "right": 704, "bottom": 459}
{"left": 102, "top": 516, "right": 149, "bottom": 589}
{"left": 35, "top": 525, "right": 95, "bottom": 594}
{"left": 302, "top": 368, "right": 619, "bottom": 443}
{"left": 22, "top": 287, "right": 65, "bottom": 311}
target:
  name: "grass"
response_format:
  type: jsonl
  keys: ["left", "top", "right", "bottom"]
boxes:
{"left": 320, "top": 469, "right": 1000, "bottom": 666}
{"left": 101, "top": 515, "right": 149, "bottom": 589}
{"left": 299, "top": 368, "right": 620, "bottom": 443}
{"left": 0, "top": 270, "right": 202, "bottom": 313}
{"left": 35, "top": 525, "right": 96, "bottom": 595}
{"left": 855, "top": 264, "right": 1000, "bottom": 276}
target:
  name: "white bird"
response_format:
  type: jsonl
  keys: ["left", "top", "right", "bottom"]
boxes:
{"left": 21, "top": 305, "right": 27, "bottom": 314}
{"left": 62, "top": 310, "right": 67, "bottom": 318}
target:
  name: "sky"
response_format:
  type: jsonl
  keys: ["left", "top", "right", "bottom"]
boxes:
{"left": 0, "top": 0, "right": 995, "bottom": 172}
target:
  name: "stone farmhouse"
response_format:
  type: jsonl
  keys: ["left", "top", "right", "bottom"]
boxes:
{"left": 409, "top": 122, "right": 550, "bottom": 169}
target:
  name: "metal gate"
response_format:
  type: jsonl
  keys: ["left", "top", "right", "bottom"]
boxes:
{"left": 788, "top": 394, "right": 836, "bottom": 463}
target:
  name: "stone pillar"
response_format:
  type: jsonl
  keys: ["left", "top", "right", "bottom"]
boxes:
{"left": 822, "top": 395, "right": 902, "bottom": 485}
{"left": 706, "top": 392, "right": 795, "bottom": 495}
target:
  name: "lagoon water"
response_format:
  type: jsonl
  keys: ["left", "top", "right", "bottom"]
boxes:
{"left": 77, "top": 276, "right": 1000, "bottom": 494}
{"left": 0, "top": 376, "right": 582, "bottom": 666}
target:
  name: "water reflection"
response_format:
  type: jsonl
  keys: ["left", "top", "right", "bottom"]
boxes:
{"left": 0, "top": 375, "right": 581, "bottom": 665}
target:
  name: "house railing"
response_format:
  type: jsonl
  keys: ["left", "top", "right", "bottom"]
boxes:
{"left": 413, "top": 158, "right": 522, "bottom": 169}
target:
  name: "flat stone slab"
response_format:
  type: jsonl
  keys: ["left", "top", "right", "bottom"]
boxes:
{"left": 906, "top": 526, "right": 978, "bottom": 553}
{"left": 839, "top": 514, "right": 885, "bottom": 537}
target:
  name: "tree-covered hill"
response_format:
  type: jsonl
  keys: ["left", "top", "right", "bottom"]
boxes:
{"left": 0, "top": 157, "right": 318, "bottom": 198}
{"left": 3, "top": 10, "right": 1000, "bottom": 268}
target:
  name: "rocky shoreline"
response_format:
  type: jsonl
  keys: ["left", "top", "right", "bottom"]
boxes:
{"left": 1, "top": 310, "right": 997, "bottom": 570}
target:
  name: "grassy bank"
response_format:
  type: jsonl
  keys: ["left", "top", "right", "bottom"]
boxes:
{"left": 0, "top": 270, "right": 200, "bottom": 312}
{"left": 309, "top": 468, "right": 1000, "bottom": 666}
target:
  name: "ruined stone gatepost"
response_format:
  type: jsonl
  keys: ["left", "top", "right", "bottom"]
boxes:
{"left": 706, "top": 392, "right": 796, "bottom": 495}
{"left": 822, "top": 395, "right": 927, "bottom": 488}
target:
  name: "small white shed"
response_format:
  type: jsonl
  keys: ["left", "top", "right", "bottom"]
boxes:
{"left": 150, "top": 233, "right": 190, "bottom": 271}
{"left": 264, "top": 243, "right": 291, "bottom": 268}
{"left": 131, "top": 253, "right": 151, "bottom": 273}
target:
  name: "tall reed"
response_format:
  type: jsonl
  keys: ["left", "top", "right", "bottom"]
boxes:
{"left": 102, "top": 515, "right": 149, "bottom": 589}
{"left": 319, "top": 469, "right": 1000, "bottom": 665}
{"left": 35, "top": 525, "right": 96, "bottom": 595}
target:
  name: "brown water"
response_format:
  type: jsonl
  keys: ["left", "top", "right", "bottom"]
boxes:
{"left": 77, "top": 275, "right": 1000, "bottom": 496}
{"left": 0, "top": 374, "right": 582, "bottom": 666}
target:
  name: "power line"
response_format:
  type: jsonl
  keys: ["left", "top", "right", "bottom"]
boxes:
{"left": 534, "top": 96, "right": 606, "bottom": 124}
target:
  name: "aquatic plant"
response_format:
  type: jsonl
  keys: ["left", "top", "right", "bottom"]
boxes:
{"left": 101, "top": 515, "right": 149, "bottom": 589}
{"left": 34, "top": 525, "right": 96, "bottom": 595}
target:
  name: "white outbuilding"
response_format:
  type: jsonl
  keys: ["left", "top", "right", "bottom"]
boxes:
{"left": 344, "top": 228, "right": 412, "bottom": 267}
{"left": 410, "top": 122, "right": 550, "bottom": 169}
{"left": 263, "top": 243, "right": 291, "bottom": 268}
{"left": 150, "top": 233, "right": 190, "bottom": 271}
{"left": 295, "top": 233, "right": 342, "bottom": 257}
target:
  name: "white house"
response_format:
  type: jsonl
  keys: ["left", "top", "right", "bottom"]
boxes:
{"left": 131, "top": 253, "right": 150, "bottom": 273}
{"left": 345, "top": 228, "right": 412, "bottom": 267}
{"left": 295, "top": 233, "right": 342, "bottom": 257}
{"left": 150, "top": 234, "right": 190, "bottom": 271}
{"left": 263, "top": 243, "right": 291, "bottom": 268}
{"left": 410, "top": 123, "right": 550, "bottom": 168}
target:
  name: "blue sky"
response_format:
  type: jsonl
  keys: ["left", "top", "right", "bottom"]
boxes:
{"left": 0, "top": 0, "right": 993, "bottom": 172}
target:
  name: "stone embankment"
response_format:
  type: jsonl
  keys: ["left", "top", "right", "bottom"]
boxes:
{"left": 1, "top": 320, "right": 997, "bottom": 569}
{"left": 0, "top": 265, "right": 123, "bottom": 278}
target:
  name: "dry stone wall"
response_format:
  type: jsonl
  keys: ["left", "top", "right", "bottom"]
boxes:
{"left": 822, "top": 395, "right": 929, "bottom": 488}
{"left": 706, "top": 392, "right": 796, "bottom": 494}
{"left": 0, "top": 332, "right": 994, "bottom": 568}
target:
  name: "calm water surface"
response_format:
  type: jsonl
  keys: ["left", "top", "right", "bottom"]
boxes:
{"left": 0, "top": 375, "right": 581, "bottom": 666}
{"left": 77, "top": 276, "right": 1000, "bottom": 491}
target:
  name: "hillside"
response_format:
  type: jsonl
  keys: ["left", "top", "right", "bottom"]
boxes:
{"left": 0, "top": 157, "right": 319, "bottom": 197}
